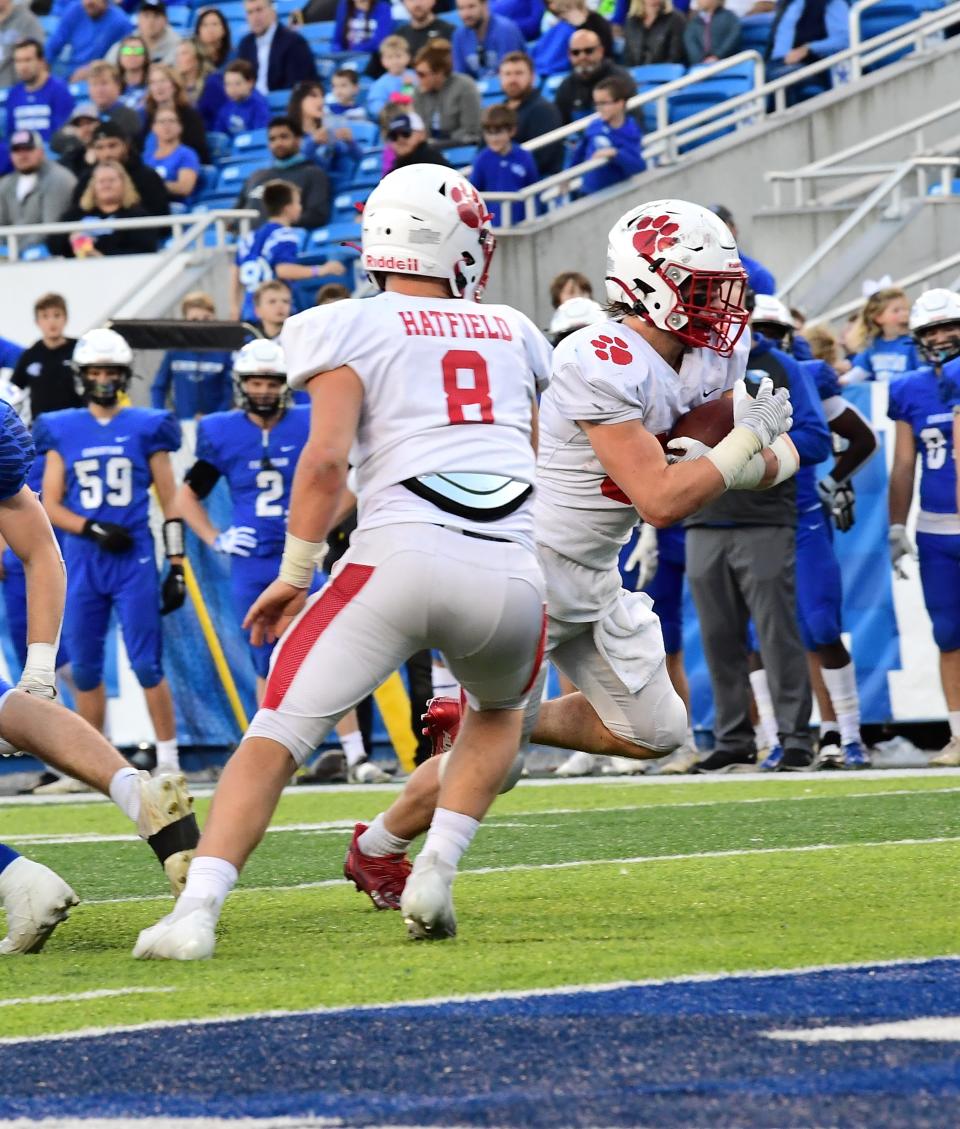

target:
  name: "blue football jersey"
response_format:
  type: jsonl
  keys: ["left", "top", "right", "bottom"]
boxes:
{"left": 235, "top": 222, "right": 300, "bottom": 321}
{"left": 888, "top": 367, "right": 957, "bottom": 514}
{"left": 0, "top": 400, "right": 35, "bottom": 501}
{"left": 852, "top": 335, "right": 919, "bottom": 382}
{"left": 195, "top": 405, "right": 310, "bottom": 556}
{"left": 33, "top": 407, "right": 181, "bottom": 541}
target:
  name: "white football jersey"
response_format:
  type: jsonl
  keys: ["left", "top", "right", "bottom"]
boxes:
{"left": 281, "top": 292, "right": 552, "bottom": 547}
{"left": 536, "top": 318, "right": 748, "bottom": 602}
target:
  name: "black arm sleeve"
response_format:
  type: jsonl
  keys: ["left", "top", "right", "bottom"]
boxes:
{"left": 184, "top": 459, "right": 222, "bottom": 499}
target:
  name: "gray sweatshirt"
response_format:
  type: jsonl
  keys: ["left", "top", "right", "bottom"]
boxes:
{"left": 414, "top": 73, "right": 482, "bottom": 148}
{"left": 0, "top": 160, "right": 78, "bottom": 248}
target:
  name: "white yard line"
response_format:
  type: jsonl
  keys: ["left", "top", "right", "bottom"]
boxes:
{"left": 766, "top": 1017, "right": 960, "bottom": 1043}
{"left": 0, "top": 987, "right": 176, "bottom": 1009}
{"left": 2, "top": 953, "right": 958, "bottom": 1047}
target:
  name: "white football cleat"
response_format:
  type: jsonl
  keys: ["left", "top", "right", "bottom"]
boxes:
{"left": 930, "top": 735, "right": 960, "bottom": 767}
{"left": 601, "top": 755, "right": 647, "bottom": 776}
{"left": 401, "top": 851, "right": 457, "bottom": 940}
{"left": 646, "top": 744, "right": 701, "bottom": 776}
{"left": 133, "top": 897, "right": 218, "bottom": 961}
{"left": 0, "top": 857, "right": 79, "bottom": 955}
{"left": 349, "top": 758, "right": 392, "bottom": 784}
{"left": 136, "top": 772, "right": 199, "bottom": 897}
{"left": 31, "top": 773, "right": 90, "bottom": 795}
{"left": 554, "top": 750, "right": 598, "bottom": 777}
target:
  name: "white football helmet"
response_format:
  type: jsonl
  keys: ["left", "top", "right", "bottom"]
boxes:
{"left": 72, "top": 327, "right": 133, "bottom": 405}
{"left": 910, "top": 288, "right": 960, "bottom": 367}
{"left": 233, "top": 339, "right": 289, "bottom": 418}
{"left": 361, "top": 165, "right": 495, "bottom": 301}
{"left": 549, "top": 296, "right": 605, "bottom": 342}
{"left": 605, "top": 199, "right": 748, "bottom": 357}
{"left": 750, "top": 293, "right": 794, "bottom": 347}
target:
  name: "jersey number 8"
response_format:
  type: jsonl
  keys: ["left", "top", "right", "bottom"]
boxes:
{"left": 75, "top": 456, "right": 133, "bottom": 509}
{"left": 920, "top": 426, "right": 947, "bottom": 470}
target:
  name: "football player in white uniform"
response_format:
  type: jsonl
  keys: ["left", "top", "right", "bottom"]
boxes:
{"left": 344, "top": 200, "right": 800, "bottom": 912}
{"left": 133, "top": 165, "right": 552, "bottom": 956}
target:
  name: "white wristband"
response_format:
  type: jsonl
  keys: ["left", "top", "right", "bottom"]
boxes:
{"left": 25, "top": 642, "right": 57, "bottom": 676}
{"left": 767, "top": 435, "right": 799, "bottom": 486}
{"left": 705, "top": 426, "right": 763, "bottom": 489}
{"left": 278, "top": 532, "right": 329, "bottom": 588}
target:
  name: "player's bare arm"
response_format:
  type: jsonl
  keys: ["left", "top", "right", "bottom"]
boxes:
{"left": 176, "top": 479, "right": 221, "bottom": 547}
{"left": 889, "top": 420, "right": 917, "bottom": 527}
{"left": 150, "top": 451, "right": 184, "bottom": 566}
{"left": 40, "top": 449, "right": 86, "bottom": 535}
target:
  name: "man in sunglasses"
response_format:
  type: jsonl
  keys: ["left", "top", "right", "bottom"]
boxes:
{"left": 381, "top": 108, "right": 451, "bottom": 169}
{"left": 554, "top": 27, "right": 635, "bottom": 125}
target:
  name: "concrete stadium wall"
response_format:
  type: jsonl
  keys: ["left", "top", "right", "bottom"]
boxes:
{"left": 486, "top": 37, "right": 960, "bottom": 328}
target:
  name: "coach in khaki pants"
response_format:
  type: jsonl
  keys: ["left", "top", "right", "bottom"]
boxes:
{"left": 685, "top": 334, "right": 832, "bottom": 771}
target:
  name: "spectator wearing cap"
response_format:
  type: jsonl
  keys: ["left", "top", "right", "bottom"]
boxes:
{"left": 380, "top": 107, "right": 451, "bottom": 170}
{"left": 48, "top": 159, "right": 161, "bottom": 258}
{"left": 234, "top": 115, "right": 331, "bottom": 229}
{"left": 85, "top": 59, "right": 143, "bottom": 142}
{"left": 237, "top": 0, "right": 317, "bottom": 94}
{"left": 5, "top": 39, "right": 75, "bottom": 143}
{"left": 531, "top": 0, "right": 614, "bottom": 78}
{"left": 499, "top": 51, "right": 562, "bottom": 177}
{"left": 46, "top": 0, "right": 133, "bottom": 82}
{"left": 553, "top": 27, "right": 635, "bottom": 124}
{"left": 107, "top": 1, "right": 181, "bottom": 66}
{"left": 0, "top": 131, "right": 78, "bottom": 249}
{"left": 70, "top": 120, "right": 170, "bottom": 215}
{"left": 215, "top": 59, "right": 271, "bottom": 136}
{"left": 412, "top": 39, "right": 482, "bottom": 148}
{"left": 0, "top": 0, "right": 44, "bottom": 89}
{"left": 470, "top": 104, "right": 537, "bottom": 226}
{"left": 50, "top": 101, "right": 101, "bottom": 177}
{"left": 452, "top": 0, "right": 525, "bottom": 80}
{"left": 710, "top": 203, "right": 776, "bottom": 294}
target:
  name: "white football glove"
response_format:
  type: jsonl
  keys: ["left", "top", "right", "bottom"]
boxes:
{"left": 665, "top": 437, "right": 712, "bottom": 464}
{"left": 624, "top": 524, "right": 659, "bottom": 590}
{"left": 734, "top": 376, "right": 794, "bottom": 449}
{"left": 17, "top": 668, "right": 56, "bottom": 700}
{"left": 888, "top": 523, "right": 916, "bottom": 579}
{"left": 818, "top": 475, "right": 856, "bottom": 532}
{"left": 214, "top": 525, "right": 258, "bottom": 557}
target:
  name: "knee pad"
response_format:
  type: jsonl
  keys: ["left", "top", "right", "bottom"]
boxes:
{"left": 72, "top": 663, "right": 104, "bottom": 693}
{"left": 613, "top": 668, "right": 688, "bottom": 754}
{"left": 132, "top": 662, "right": 164, "bottom": 690}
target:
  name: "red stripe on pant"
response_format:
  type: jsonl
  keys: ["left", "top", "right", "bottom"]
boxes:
{"left": 521, "top": 605, "right": 548, "bottom": 695}
{"left": 262, "top": 564, "right": 375, "bottom": 710}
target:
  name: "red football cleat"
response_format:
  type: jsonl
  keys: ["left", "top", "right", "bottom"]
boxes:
{"left": 344, "top": 822, "right": 411, "bottom": 911}
{"left": 421, "top": 695, "right": 463, "bottom": 758}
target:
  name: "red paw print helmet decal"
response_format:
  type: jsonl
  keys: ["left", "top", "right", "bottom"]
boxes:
{"left": 632, "top": 214, "right": 680, "bottom": 257}
{"left": 450, "top": 182, "right": 490, "bottom": 230}
{"left": 591, "top": 334, "right": 633, "bottom": 365}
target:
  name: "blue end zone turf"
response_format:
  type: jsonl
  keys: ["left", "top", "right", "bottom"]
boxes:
{"left": 2, "top": 959, "right": 960, "bottom": 1125}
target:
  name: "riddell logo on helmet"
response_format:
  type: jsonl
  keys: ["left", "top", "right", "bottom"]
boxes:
{"left": 364, "top": 253, "right": 420, "bottom": 271}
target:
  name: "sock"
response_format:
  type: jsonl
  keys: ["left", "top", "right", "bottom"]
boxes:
{"left": 820, "top": 720, "right": 840, "bottom": 740}
{"left": 684, "top": 725, "right": 695, "bottom": 748}
{"left": 821, "top": 663, "right": 861, "bottom": 746}
{"left": 432, "top": 662, "right": 460, "bottom": 697}
{"left": 155, "top": 738, "right": 180, "bottom": 774}
{"left": 0, "top": 843, "right": 20, "bottom": 877}
{"left": 748, "top": 669, "right": 780, "bottom": 748}
{"left": 339, "top": 729, "right": 366, "bottom": 768}
{"left": 180, "top": 856, "right": 238, "bottom": 914}
{"left": 109, "top": 766, "right": 142, "bottom": 823}
{"left": 358, "top": 813, "right": 412, "bottom": 858}
{"left": 421, "top": 807, "right": 479, "bottom": 870}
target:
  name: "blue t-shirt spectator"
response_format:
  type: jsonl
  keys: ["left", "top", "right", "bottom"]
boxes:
{"left": 5, "top": 76, "right": 75, "bottom": 142}
{"left": 365, "top": 72, "right": 415, "bottom": 119}
{"left": 530, "top": 21, "right": 574, "bottom": 77}
{"left": 215, "top": 90, "right": 272, "bottom": 136}
{"left": 570, "top": 115, "right": 645, "bottom": 194}
{"left": 46, "top": 1, "right": 133, "bottom": 72}
{"left": 333, "top": 0, "right": 394, "bottom": 53}
{"left": 453, "top": 13, "right": 527, "bottom": 79}
{"left": 491, "top": 0, "right": 545, "bottom": 42}
{"left": 143, "top": 139, "right": 202, "bottom": 193}
{"left": 471, "top": 141, "right": 539, "bottom": 226}
{"left": 850, "top": 335, "right": 920, "bottom": 383}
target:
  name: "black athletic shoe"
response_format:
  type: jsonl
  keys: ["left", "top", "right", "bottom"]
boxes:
{"left": 297, "top": 750, "right": 348, "bottom": 784}
{"left": 693, "top": 748, "right": 756, "bottom": 773}
{"left": 779, "top": 748, "right": 814, "bottom": 771}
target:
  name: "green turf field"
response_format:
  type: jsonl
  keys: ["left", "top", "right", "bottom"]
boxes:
{"left": 1, "top": 772, "right": 958, "bottom": 1041}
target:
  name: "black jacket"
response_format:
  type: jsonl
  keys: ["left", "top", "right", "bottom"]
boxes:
{"left": 237, "top": 159, "right": 331, "bottom": 228}
{"left": 555, "top": 60, "right": 636, "bottom": 125}
{"left": 71, "top": 154, "right": 170, "bottom": 216}
{"left": 47, "top": 204, "right": 161, "bottom": 257}
{"left": 623, "top": 10, "right": 687, "bottom": 67}
{"left": 512, "top": 90, "right": 563, "bottom": 177}
{"left": 237, "top": 24, "right": 318, "bottom": 91}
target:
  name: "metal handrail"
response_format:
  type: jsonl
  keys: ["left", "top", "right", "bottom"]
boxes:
{"left": 0, "top": 209, "right": 258, "bottom": 263}
{"left": 814, "top": 248, "right": 960, "bottom": 325}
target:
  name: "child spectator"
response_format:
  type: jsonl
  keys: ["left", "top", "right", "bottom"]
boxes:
{"left": 328, "top": 68, "right": 370, "bottom": 122}
{"left": 366, "top": 36, "right": 415, "bottom": 119}
{"left": 549, "top": 269, "right": 593, "bottom": 308}
{"left": 569, "top": 74, "right": 645, "bottom": 194}
{"left": 5, "top": 39, "right": 75, "bottom": 143}
{"left": 470, "top": 104, "right": 538, "bottom": 226}
{"left": 316, "top": 283, "right": 352, "bottom": 304}
{"left": 286, "top": 81, "right": 360, "bottom": 175}
{"left": 249, "top": 279, "right": 292, "bottom": 340}
{"left": 144, "top": 108, "right": 201, "bottom": 199}
{"left": 845, "top": 287, "right": 919, "bottom": 383}
{"left": 117, "top": 35, "right": 150, "bottom": 111}
{"left": 231, "top": 180, "right": 347, "bottom": 321}
{"left": 216, "top": 59, "right": 271, "bottom": 136}
{"left": 332, "top": 0, "right": 394, "bottom": 53}
{"left": 10, "top": 293, "right": 82, "bottom": 420}
{"left": 804, "top": 321, "right": 851, "bottom": 376}
{"left": 151, "top": 292, "right": 234, "bottom": 419}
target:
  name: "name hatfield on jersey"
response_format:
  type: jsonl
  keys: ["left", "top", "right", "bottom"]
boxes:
{"left": 244, "top": 456, "right": 292, "bottom": 470}
{"left": 80, "top": 445, "right": 126, "bottom": 458}
{"left": 397, "top": 309, "right": 515, "bottom": 341}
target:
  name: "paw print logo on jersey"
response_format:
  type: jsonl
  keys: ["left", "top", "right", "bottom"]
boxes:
{"left": 632, "top": 214, "right": 680, "bottom": 257}
{"left": 591, "top": 334, "right": 633, "bottom": 366}
{"left": 450, "top": 183, "right": 489, "bottom": 230}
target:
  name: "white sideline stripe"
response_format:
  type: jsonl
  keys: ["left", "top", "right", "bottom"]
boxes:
{"left": 81, "top": 833, "right": 960, "bottom": 908}
{"left": 766, "top": 1017, "right": 960, "bottom": 1043}
{"left": 2, "top": 954, "right": 959, "bottom": 1047}
{"left": 7, "top": 786, "right": 960, "bottom": 848}
{"left": 0, "top": 765, "right": 957, "bottom": 808}
{"left": 0, "top": 987, "right": 175, "bottom": 1009}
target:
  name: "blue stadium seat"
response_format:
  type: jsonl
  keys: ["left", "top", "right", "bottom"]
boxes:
{"left": 927, "top": 178, "right": 960, "bottom": 196}
{"left": 667, "top": 85, "right": 730, "bottom": 124}
{"left": 332, "top": 188, "right": 370, "bottom": 219}
{"left": 348, "top": 152, "right": 383, "bottom": 188}
{"left": 216, "top": 161, "right": 262, "bottom": 190}
{"left": 69, "top": 80, "right": 88, "bottom": 99}
{"left": 858, "top": 0, "right": 918, "bottom": 40}
{"left": 738, "top": 14, "right": 774, "bottom": 54}
{"left": 300, "top": 21, "right": 336, "bottom": 48}
{"left": 541, "top": 72, "right": 568, "bottom": 98}
{"left": 445, "top": 145, "right": 477, "bottom": 168}
{"left": 267, "top": 88, "right": 294, "bottom": 112}
{"left": 307, "top": 220, "right": 362, "bottom": 250}
{"left": 347, "top": 119, "right": 380, "bottom": 149}
{"left": 166, "top": 5, "right": 191, "bottom": 30}
{"left": 231, "top": 128, "right": 270, "bottom": 152}
{"left": 476, "top": 75, "right": 503, "bottom": 99}
{"left": 206, "top": 131, "right": 233, "bottom": 163}
{"left": 217, "top": 0, "right": 249, "bottom": 20}
{"left": 629, "top": 64, "right": 685, "bottom": 86}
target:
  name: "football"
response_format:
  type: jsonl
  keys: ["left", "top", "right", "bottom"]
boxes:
{"left": 665, "top": 397, "right": 735, "bottom": 448}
